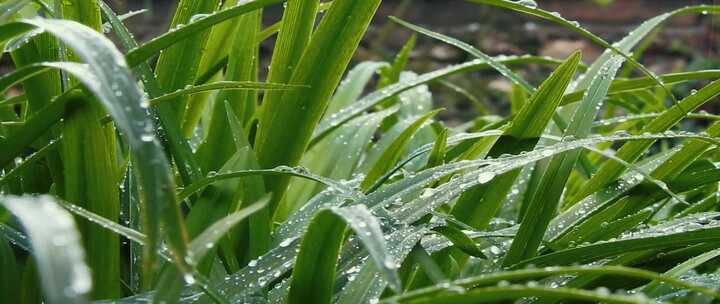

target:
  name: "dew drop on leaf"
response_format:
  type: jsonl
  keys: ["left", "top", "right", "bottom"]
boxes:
{"left": 477, "top": 172, "right": 496, "bottom": 184}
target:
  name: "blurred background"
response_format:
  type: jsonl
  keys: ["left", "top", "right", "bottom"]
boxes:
{"left": 76, "top": 0, "right": 720, "bottom": 120}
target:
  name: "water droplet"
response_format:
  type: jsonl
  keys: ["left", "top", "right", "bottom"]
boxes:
{"left": 189, "top": 13, "right": 210, "bottom": 23}
{"left": 183, "top": 273, "right": 196, "bottom": 285}
{"left": 279, "top": 238, "right": 292, "bottom": 247}
{"left": 516, "top": 0, "right": 538, "bottom": 9}
{"left": 477, "top": 172, "right": 496, "bottom": 184}
{"left": 140, "top": 134, "right": 154, "bottom": 142}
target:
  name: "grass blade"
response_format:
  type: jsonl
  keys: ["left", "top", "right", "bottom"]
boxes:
{"left": 362, "top": 110, "right": 441, "bottom": 190}
{"left": 517, "top": 213, "right": 720, "bottom": 268}
{"left": 572, "top": 79, "right": 720, "bottom": 203}
{"left": 5, "top": 18, "right": 192, "bottom": 285}
{"left": 187, "top": 198, "right": 268, "bottom": 264}
{"left": 260, "top": 0, "right": 320, "bottom": 119}
{"left": 254, "top": 0, "right": 382, "bottom": 214}
{"left": 124, "top": 0, "right": 285, "bottom": 67}
{"left": 389, "top": 265, "right": 718, "bottom": 303}
{"left": 1, "top": 195, "right": 92, "bottom": 304}
{"left": 451, "top": 51, "right": 582, "bottom": 230}
{"left": 153, "top": 0, "right": 220, "bottom": 119}
{"left": 181, "top": 0, "right": 251, "bottom": 136}
{"left": 391, "top": 16, "right": 533, "bottom": 92}
{"left": 503, "top": 55, "right": 624, "bottom": 265}
{"left": 195, "top": 9, "right": 262, "bottom": 173}
{"left": 288, "top": 205, "right": 399, "bottom": 304}
{"left": 149, "top": 81, "right": 300, "bottom": 106}
{"left": 0, "top": 232, "right": 20, "bottom": 303}
{"left": 313, "top": 56, "right": 568, "bottom": 143}
{"left": 98, "top": 0, "right": 204, "bottom": 188}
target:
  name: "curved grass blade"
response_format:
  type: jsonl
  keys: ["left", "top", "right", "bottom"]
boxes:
{"left": 187, "top": 198, "right": 268, "bottom": 265}
{"left": 562, "top": 70, "right": 720, "bottom": 105}
{"left": 503, "top": 55, "right": 625, "bottom": 265}
{"left": 391, "top": 16, "right": 533, "bottom": 92}
{"left": 260, "top": 0, "right": 320, "bottom": 118}
{"left": 124, "top": 0, "right": 285, "bottom": 67}
{"left": 387, "top": 285, "right": 650, "bottom": 304}
{"left": 452, "top": 51, "right": 582, "bottom": 231}
{"left": 388, "top": 265, "right": 718, "bottom": 303}
{"left": 2, "top": 18, "right": 192, "bottom": 279}
{"left": 287, "top": 205, "right": 399, "bottom": 304}
{"left": 336, "top": 225, "right": 428, "bottom": 304}
{"left": 572, "top": 78, "right": 720, "bottom": 203}
{"left": 0, "top": 195, "right": 92, "bottom": 304}
{"left": 254, "top": 0, "right": 382, "bottom": 214}
{"left": 0, "top": 229, "right": 20, "bottom": 303}
{"left": 177, "top": 166, "right": 360, "bottom": 201}
{"left": 0, "top": 135, "right": 59, "bottom": 186}
{"left": 149, "top": 81, "right": 302, "bottom": 106}
{"left": 465, "top": 1, "right": 719, "bottom": 103}
{"left": 362, "top": 109, "right": 441, "bottom": 190}
{"left": 516, "top": 213, "right": 720, "bottom": 268}
{"left": 98, "top": 0, "right": 204, "bottom": 188}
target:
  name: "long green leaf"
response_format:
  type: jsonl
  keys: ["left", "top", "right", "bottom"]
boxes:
{"left": 503, "top": 55, "right": 625, "bottom": 265}
{"left": 1, "top": 195, "right": 92, "bottom": 304}
{"left": 362, "top": 110, "right": 441, "bottom": 190}
{"left": 124, "top": 0, "right": 285, "bottom": 67}
{"left": 451, "top": 51, "right": 581, "bottom": 230}
{"left": 391, "top": 16, "right": 533, "bottom": 92}
{"left": 98, "top": 0, "right": 204, "bottom": 189}
{"left": 287, "top": 205, "right": 399, "bottom": 304}
{"left": 187, "top": 198, "right": 268, "bottom": 264}
{"left": 313, "top": 56, "right": 569, "bottom": 143}
{"left": 0, "top": 232, "right": 20, "bottom": 303}
{"left": 572, "top": 79, "right": 720, "bottom": 203}
{"left": 261, "top": 0, "right": 320, "bottom": 116}
{"left": 254, "top": 0, "right": 382, "bottom": 214}
{"left": 516, "top": 213, "right": 720, "bottom": 268}
{"left": 195, "top": 9, "right": 262, "bottom": 173}
{"left": 1, "top": 18, "right": 192, "bottom": 282}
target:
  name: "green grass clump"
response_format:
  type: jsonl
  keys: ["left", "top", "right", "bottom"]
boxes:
{"left": 1, "top": 0, "right": 720, "bottom": 303}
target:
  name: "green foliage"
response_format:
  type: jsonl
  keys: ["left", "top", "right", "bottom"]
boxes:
{"left": 1, "top": 1, "right": 719, "bottom": 303}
